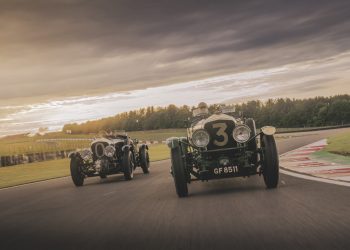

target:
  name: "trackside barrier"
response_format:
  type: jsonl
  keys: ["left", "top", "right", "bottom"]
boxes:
{"left": 0, "top": 142, "right": 166, "bottom": 167}
{"left": 0, "top": 150, "right": 74, "bottom": 167}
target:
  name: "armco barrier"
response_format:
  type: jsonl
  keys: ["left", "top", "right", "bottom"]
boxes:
{"left": 0, "top": 150, "right": 74, "bottom": 167}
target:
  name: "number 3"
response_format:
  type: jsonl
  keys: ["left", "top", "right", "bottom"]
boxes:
{"left": 213, "top": 123, "right": 228, "bottom": 146}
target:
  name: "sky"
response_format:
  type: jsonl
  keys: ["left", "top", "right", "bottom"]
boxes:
{"left": 0, "top": 0, "right": 350, "bottom": 136}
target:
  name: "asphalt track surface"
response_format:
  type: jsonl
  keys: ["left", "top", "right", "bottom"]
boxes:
{"left": 0, "top": 128, "right": 349, "bottom": 250}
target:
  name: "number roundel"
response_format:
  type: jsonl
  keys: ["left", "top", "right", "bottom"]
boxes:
{"left": 212, "top": 123, "right": 228, "bottom": 147}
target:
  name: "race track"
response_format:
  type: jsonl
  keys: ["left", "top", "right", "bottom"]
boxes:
{"left": 0, "top": 128, "right": 349, "bottom": 250}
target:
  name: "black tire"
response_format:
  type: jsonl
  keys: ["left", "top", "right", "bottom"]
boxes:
{"left": 171, "top": 147, "right": 188, "bottom": 197}
{"left": 140, "top": 148, "right": 150, "bottom": 174}
{"left": 245, "top": 118, "right": 258, "bottom": 164}
{"left": 70, "top": 157, "right": 84, "bottom": 186}
{"left": 100, "top": 174, "right": 107, "bottom": 179}
{"left": 261, "top": 135, "right": 279, "bottom": 188}
{"left": 123, "top": 151, "right": 134, "bottom": 180}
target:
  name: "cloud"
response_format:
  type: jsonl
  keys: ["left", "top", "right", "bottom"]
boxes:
{"left": 1, "top": 51, "right": 349, "bottom": 136}
{"left": 0, "top": 0, "right": 349, "bottom": 104}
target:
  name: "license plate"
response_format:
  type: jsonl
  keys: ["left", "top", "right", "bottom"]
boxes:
{"left": 213, "top": 166, "right": 239, "bottom": 175}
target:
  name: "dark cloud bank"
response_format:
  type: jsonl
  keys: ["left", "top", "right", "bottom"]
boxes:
{"left": 0, "top": 0, "right": 350, "bottom": 102}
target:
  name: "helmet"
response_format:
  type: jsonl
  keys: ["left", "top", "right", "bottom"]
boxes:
{"left": 198, "top": 102, "right": 208, "bottom": 109}
{"left": 193, "top": 102, "right": 209, "bottom": 117}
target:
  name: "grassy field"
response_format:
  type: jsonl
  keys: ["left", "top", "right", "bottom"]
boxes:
{"left": 148, "top": 144, "right": 169, "bottom": 161}
{"left": 0, "top": 129, "right": 185, "bottom": 156}
{"left": 0, "top": 144, "right": 169, "bottom": 189}
{"left": 311, "top": 131, "right": 350, "bottom": 164}
{"left": 324, "top": 131, "right": 350, "bottom": 156}
{"left": 0, "top": 159, "right": 70, "bottom": 189}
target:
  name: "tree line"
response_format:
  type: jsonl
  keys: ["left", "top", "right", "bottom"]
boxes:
{"left": 63, "top": 95, "right": 350, "bottom": 134}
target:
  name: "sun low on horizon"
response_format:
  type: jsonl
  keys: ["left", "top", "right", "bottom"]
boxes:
{"left": 1, "top": 0, "right": 350, "bottom": 136}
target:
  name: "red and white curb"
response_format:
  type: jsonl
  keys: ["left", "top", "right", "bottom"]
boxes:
{"left": 280, "top": 139, "right": 350, "bottom": 185}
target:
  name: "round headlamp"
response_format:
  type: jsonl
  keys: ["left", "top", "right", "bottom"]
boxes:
{"left": 104, "top": 145, "right": 116, "bottom": 157}
{"left": 233, "top": 125, "right": 251, "bottom": 143}
{"left": 192, "top": 129, "right": 210, "bottom": 147}
{"left": 80, "top": 149, "right": 93, "bottom": 162}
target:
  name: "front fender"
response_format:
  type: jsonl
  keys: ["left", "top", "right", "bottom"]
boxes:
{"left": 68, "top": 152, "right": 78, "bottom": 159}
{"left": 166, "top": 137, "right": 180, "bottom": 149}
{"left": 261, "top": 126, "right": 276, "bottom": 135}
{"left": 166, "top": 137, "right": 188, "bottom": 149}
{"left": 139, "top": 144, "right": 149, "bottom": 151}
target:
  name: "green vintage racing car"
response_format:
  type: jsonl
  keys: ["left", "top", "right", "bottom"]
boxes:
{"left": 167, "top": 102, "right": 279, "bottom": 197}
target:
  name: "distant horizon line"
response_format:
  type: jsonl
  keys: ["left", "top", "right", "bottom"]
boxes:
{"left": 1, "top": 94, "right": 348, "bottom": 138}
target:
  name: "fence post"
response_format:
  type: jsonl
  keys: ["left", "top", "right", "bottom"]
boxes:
{"left": 1, "top": 156, "right": 6, "bottom": 167}
{"left": 6, "top": 156, "right": 12, "bottom": 166}
{"left": 28, "top": 154, "right": 34, "bottom": 163}
{"left": 12, "top": 155, "right": 17, "bottom": 165}
{"left": 3, "top": 156, "right": 7, "bottom": 167}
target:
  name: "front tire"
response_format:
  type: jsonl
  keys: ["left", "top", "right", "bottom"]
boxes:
{"left": 70, "top": 157, "right": 84, "bottom": 186}
{"left": 261, "top": 135, "right": 279, "bottom": 188}
{"left": 140, "top": 147, "right": 150, "bottom": 174}
{"left": 123, "top": 151, "right": 134, "bottom": 180}
{"left": 171, "top": 147, "right": 188, "bottom": 197}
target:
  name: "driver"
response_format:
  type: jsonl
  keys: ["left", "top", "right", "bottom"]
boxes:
{"left": 193, "top": 102, "right": 209, "bottom": 117}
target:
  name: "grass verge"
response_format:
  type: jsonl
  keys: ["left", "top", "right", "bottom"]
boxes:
{"left": 324, "top": 131, "right": 350, "bottom": 156}
{"left": 312, "top": 151, "right": 350, "bottom": 165}
{"left": 0, "top": 144, "right": 170, "bottom": 189}
{"left": 310, "top": 131, "right": 350, "bottom": 166}
{"left": 0, "top": 159, "right": 69, "bottom": 189}
{"left": 149, "top": 144, "right": 169, "bottom": 161}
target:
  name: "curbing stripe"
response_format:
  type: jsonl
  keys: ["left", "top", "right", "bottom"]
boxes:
{"left": 279, "top": 139, "right": 350, "bottom": 187}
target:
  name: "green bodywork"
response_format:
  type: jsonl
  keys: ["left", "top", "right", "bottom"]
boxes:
{"left": 167, "top": 136, "right": 258, "bottom": 180}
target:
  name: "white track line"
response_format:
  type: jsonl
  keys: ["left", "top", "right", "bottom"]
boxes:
{"left": 0, "top": 176, "right": 70, "bottom": 191}
{"left": 280, "top": 169, "right": 350, "bottom": 187}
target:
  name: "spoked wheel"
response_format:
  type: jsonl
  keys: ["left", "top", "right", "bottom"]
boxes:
{"left": 70, "top": 157, "right": 85, "bottom": 186}
{"left": 123, "top": 151, "right": 134, "bottom": 180}
{"left": 171, "top": 146, "right": 188, "bottom": 197}
{"left": 261, "top": 134, "right": 279, "bottom": 188}
{"left": 140, "top": 147, "right": 150, "bottom": 174}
